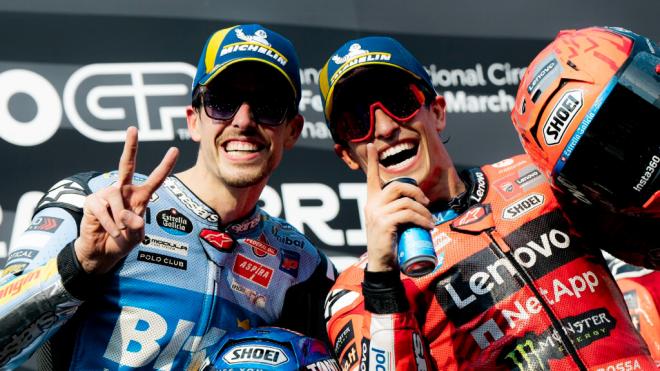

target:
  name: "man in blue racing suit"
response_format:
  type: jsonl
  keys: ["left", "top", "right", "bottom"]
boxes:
{"left": 0, "top": 24, "right": 336, "bottom": 370}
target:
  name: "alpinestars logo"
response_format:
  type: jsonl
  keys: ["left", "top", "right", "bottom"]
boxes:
{"left": 200, "top": 229, "right": 234, "bottom": 252}
{"left": 163, "top": 178, "right": 218, "bottom": 223}
{"left": 36, "top": 179, "right": 86, "bottom": 210}
{"left": 235, "top": 28, "right": 271, "bottom": 46}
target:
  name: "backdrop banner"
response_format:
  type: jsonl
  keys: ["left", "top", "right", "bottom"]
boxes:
{"left": 0, "top": 12, "right": 549, "bottom": 266}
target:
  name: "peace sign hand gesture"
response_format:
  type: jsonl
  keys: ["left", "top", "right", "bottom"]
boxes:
{"left": 74, "top": 127, "right": 179, "bottom": 274}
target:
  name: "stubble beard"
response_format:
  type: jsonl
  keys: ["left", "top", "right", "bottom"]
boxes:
{"left": 219, "top": 160, "right": 273, "bottom": 188}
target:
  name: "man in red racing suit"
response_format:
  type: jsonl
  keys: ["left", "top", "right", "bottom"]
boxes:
{"left": 318, "top": 35, "right": 656, "bottom": 370}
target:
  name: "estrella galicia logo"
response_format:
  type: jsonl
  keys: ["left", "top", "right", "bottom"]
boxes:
{"left": 156, "top": 208, "right": 192, "bottom": 235}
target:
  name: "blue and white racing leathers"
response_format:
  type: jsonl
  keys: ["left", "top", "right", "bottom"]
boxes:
{"left": 0, "top": 171, "right": 336, "bottom": 370}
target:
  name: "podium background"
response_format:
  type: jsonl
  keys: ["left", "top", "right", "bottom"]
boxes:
{"left": 0, "top": 3, "right": 659, "bottom": 267}
{"left": 0, "top": 1, "right": 658, "bottom": 369}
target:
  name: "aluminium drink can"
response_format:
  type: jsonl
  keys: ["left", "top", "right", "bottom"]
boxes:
{"left": 383, "top": 177, "right": 437, "bottom": 277}
{"left": 397, "top": 225, "right": 437, "bottom": 277}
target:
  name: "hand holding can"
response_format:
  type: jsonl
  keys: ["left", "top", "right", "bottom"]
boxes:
{"left": 383, "top": 177, "right": 437, "bottom": 277}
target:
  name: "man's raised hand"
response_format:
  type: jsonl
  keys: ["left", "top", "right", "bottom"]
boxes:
{"left": 75, "top": 127, "right": 179, "bottom": 274}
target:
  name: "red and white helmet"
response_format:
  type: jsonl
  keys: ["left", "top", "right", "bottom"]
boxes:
{"left": 511, "top": 26, "right": 659, "bottom": 216}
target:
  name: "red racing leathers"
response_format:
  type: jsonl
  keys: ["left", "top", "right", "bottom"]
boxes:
{"left": 606, "top": 254, "right": 660, "bottom": 365}
{"left": 325, "top": 154, "right": 656, "bottom": 370}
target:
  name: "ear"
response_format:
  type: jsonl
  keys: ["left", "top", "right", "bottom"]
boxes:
{"left": 334, "top": 143, "right": 361, "bottom": 170}
{"left": 430, "top": 95, "right": 447, "bottom": 133}
{"left": 186, "top": 105, "right": 202, "bottom": 142}
{"left": 283, "top": 114, "right": 304, "bottom": 149}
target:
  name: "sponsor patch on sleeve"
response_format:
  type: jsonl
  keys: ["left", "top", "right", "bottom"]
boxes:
{"left": 278, "top": 249, "right": 300, "bottom": 278}
{"left": 26, "top": 216, "right": 63, "bottom": 233}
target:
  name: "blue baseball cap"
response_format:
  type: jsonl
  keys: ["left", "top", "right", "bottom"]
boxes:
{"left": 319, "top": 36, "right": 435, "bottom": 121}
{"left": 192, "top": 24, "right": 302, "bottom": 107}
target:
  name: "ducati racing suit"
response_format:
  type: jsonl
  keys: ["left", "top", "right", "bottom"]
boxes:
{"left": 0, "top": 171, "right": 336, "bottom": 370}
{"left": 324, "top": 154, "right": 655, "bottom": 370}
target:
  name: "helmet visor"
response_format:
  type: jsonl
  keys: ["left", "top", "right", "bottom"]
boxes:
{"left": 554, "top": 51, "right": 660, "bottom": 213}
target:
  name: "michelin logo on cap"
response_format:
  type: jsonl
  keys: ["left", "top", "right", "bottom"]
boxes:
{"left": 219, "top": 28, "right": 288, "bottom": 67}
{"left": 330, "top": 43, "right": 391, "bottom": 83}
{"left": 331, "top": 43, "right": 369, "bottom": 64}
{"left": 235, "top": 28, "right": 271, "bottom": 46}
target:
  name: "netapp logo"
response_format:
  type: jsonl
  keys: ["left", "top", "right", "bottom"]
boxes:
{"left": 503, "top": 194, "right": 545, "bottom": 220}
{"left": 221, "top": 345, "right": 288, "bottom": 366}
{"left": 543, "top": 90, "right": 583, "bottom": 146}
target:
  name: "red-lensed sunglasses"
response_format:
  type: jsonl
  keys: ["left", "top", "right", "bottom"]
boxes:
{"left": 332, "top": 83, "right": 427, "bottom": 143}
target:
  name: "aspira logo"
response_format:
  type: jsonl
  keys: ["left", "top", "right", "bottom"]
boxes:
{"left": 0, "top": 62, "right": 196, "bottom": 146}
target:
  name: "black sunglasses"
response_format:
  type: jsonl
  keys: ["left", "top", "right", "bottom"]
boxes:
{"left": 200, "top": 88, "right": 293, "bottom": 126}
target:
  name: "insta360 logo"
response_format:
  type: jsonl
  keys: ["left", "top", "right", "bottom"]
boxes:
{"left": 0, "top": 62, "right": 196, "bottom": 146}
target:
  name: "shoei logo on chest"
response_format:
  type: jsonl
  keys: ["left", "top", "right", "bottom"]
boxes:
{"left": 502, "top": 194, "right": 545, "bottom": 220}
{"left": 543, "top": 90, "right": 583, "bottom": 146}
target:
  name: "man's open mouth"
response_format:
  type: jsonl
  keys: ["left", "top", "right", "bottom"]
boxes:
{"left": 379, "top": 141, "right": 419, "bottom": 169}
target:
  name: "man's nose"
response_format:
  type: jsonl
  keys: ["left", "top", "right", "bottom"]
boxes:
{"left": 231, "top": 103, "right": 257, "bottom": 129}
{"left": 373, "top": 108, "right": 400, "bottom": 139}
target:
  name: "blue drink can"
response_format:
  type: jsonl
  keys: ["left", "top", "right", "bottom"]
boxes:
{"left": 398, "top": 226, "right": 437, "bottom": 277}
{"left": 382, "top": 177, "right": 437, "bottom": 277}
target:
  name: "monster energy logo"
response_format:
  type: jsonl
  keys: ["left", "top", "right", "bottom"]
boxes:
{"left": 498, "top": 308, "right": 615, "bottom": 370}
{"left": 504, "top": 340, "right": 546, "bottom": 371}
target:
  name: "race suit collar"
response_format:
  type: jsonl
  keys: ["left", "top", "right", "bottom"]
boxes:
{"left": 224, "top": 207, "right": 263, "bottom": 236}
{"left": 428, "top": 167, "right": 488, "bottom": 225}
{"left": 165, "top": 176, "right": 220, "bottom": 225}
